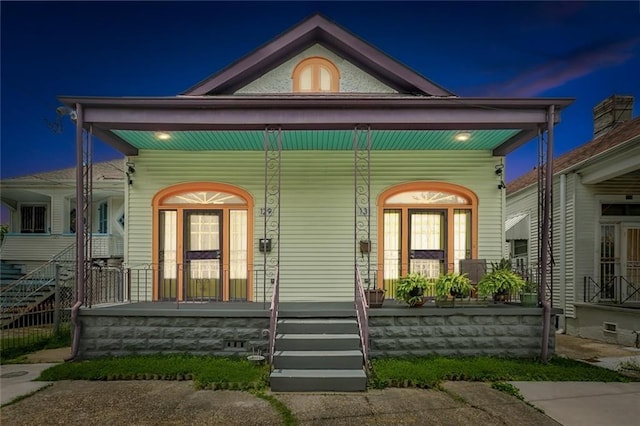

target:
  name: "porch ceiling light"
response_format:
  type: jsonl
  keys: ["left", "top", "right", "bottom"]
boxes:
{"left": 454, "top": 131, "right": 472, "bottom": 142}
{"left": 154, "top": 131, "right": 171, "bottom": 141}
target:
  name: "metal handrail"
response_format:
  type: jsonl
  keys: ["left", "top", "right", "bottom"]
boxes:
{"left": 0, "top": 243, "right": 75, "bottom": 312}
{"left": 268, "top": 267, "right": 280, "bottom": 366}
{"left": 355, "top": 265, "right": 369, "bottom": 363}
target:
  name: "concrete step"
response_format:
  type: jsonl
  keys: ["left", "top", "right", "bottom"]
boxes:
{"left": 277, "top": 318, "right": 359, "bottom": 334}
{"left": 276, "top": 333, "right": 361, "bottom": 351}
{"left": 273, "top": 350, "right": 363, "bottom": 370}
{"left": 270, "top": 369, "right": 367, "bottom": 392}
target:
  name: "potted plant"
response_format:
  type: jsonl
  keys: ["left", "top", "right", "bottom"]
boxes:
{"left": 395, "top": 272, "right": 431, "bottom": 307}
{"left": 520, "top": 281, "right": 538, "bottom": 307}
{"left": 435, "top": 272, "right": 473, "bottom": 300}
{"left": 477, "top": 260, "right": 526, "bottom": 302}
{"left": 365, "top": 280, "right": 385, "bottom": 308}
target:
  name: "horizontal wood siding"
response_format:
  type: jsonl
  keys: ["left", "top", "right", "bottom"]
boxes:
{"left": 128, "top": 150, "right": 503, "bottom": 301}
{"left": 0, "top": 234, "right": 75, "bottom": 263}
{"left": 574, "top": 178, "right": 598, "bottom": 305}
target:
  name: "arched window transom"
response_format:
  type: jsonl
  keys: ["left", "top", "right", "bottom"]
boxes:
{"left": 292, "top": 57, "right": 340, "bottom": 93}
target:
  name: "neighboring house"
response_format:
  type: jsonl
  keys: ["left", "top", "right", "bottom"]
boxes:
{"left": 506, "top": 95, "right": 640, "bottom": 347}
{"left": 0, "top": 160, "right": 126, "bottom": 273}
{"left": 55, "top": 14, "right": 572, "bottom": 373}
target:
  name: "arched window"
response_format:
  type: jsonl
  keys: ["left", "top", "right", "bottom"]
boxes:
{"left": 292, "top": 57, "right": 340, "bottom": 93}
{"left": 152, "top": 183, "right": 254, "bottom": 302}
{"left": 377, "top": 182, "right": 478, "bottom": 293}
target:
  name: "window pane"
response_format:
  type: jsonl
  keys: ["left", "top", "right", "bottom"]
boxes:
{"left": 454, "top": 209, "right": 471, "bottom": 273}
{"left": 159, "top": 211, "right": 177, "bottom": 300}
{"left": 21, "top": 205, "right": 46, "bottom": 233}
{"left": 164, "top": 191, "right": 245, "bottom": 205}
{"left": 300, "top": 66, "right": 312, "bottom": 91}
{"left": 387, "top": 191, "right": 468, "bottom": 204}
{"left": 383, "top": 210, "right": 401, "bottom": 298}
{"left": 600, "top": 224, "right": 616, "bottom": 299}
{"left": 229, "top": 210, "right": 248, "bottom": 300}
{"left": 319, "top": 66, "right": 331, "bottom": 91}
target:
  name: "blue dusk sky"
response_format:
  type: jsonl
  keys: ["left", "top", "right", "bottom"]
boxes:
{"left": 1, "top": 1, "right": 639, "bottom": 183}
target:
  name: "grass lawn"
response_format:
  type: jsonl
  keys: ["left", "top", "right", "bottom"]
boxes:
{"left": 37, "top": 354, "right": 269, "bottom": 390}
{"left": 35, "top": 353, "right": 633, "bottom": 391}
{"left": 370, "top": 356, "right": 633, "bottom": 388}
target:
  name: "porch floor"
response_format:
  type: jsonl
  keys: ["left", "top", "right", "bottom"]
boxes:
{"left": 82, "top": 299, "right": 543, "bottom": 318}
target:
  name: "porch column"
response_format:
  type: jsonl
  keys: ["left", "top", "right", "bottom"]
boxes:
{"left": 354, "top": 125, "right": 372, "bottom": 287}
{"left": 538, "top": 105, "right": 555, "bottom": 362}
{"left": 263, "top": 127, "right": 282, "bottom": 302}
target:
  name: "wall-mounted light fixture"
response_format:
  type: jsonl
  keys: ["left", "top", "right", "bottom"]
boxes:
{"left": 126, "top": 161, "right": 135, "bottom": 186}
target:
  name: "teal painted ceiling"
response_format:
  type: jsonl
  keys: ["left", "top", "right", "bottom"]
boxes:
{"left": 112, "top": 129, "right": 519, "bottom": 151}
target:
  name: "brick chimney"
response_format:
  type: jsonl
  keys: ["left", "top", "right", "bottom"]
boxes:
{"left": 593, "top": 95, "right": 634, "bottom": 138}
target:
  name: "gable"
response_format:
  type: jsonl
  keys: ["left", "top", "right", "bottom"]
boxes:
{"left": 235, "top": 44, "right": 397, "bottom": 94}
{"left": 184, "top": 14, "right": 452, "bottom": 96}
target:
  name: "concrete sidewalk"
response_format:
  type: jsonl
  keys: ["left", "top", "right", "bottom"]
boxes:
{"left": 510, "top": 381, "right": 640, "bottom": 426}
{"left": 1, "top": 339, "right": 639, "bottom": 425}
{"left": 0, "top": 363, "right": 57, "bottom": 405}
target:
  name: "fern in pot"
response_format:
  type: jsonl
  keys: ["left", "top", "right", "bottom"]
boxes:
{"left": 477, "top": 267, "right": 526, "bottom": 302}
{"left": 435, "top": 272, "right": 473, "bottom": 300}
{"left": 395, "top": 273, "right": 431, "bottom": 307}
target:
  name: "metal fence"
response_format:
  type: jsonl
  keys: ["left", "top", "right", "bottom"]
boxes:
{"left": 83, "top": 264, "right": 277, "bottom": 308}
{"left": 584, "top": 276, "right": 640, "bottom": 305}
{"left": 1, "top": 276, "right": 74, "bottom": 359}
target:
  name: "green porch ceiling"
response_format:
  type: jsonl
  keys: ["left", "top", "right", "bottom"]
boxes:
{"left": 112, "top": 129, "right": 520, "bottom": 151}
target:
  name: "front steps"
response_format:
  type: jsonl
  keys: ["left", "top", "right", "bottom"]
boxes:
{"left": 270, "top": 318, "right": 367, "bottom": 392}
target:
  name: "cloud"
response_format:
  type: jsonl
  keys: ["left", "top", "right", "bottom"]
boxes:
{"left": 474, "top": 37, "right": 639, "bottom": 97}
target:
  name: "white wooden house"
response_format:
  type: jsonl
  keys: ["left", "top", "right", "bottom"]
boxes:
{"left": 507, "top": 95, "right": 640, "bottom": 347}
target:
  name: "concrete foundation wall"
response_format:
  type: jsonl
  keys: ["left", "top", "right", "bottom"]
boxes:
{"left": 77, "top": 306, "right": 558, "bottom": 359}
{"left": 566, "top": 303, "right": 640, "bottom": 347}
{"left": 369, "top": 308, "right": 557, "bottom": 358}
{"left": 77, "top": 309, "right": 270, "bottom": 359}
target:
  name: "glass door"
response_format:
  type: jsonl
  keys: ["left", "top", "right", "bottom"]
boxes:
{"left": 409, "top": 210, "right": 445, "bottom": 279}
{"left": 184, "top": 211, "right": 222, "bottom": 301}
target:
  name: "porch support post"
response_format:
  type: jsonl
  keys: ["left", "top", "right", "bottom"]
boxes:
{"left": 354, "top": 125, "right": 372, "bottom": 289}
{"left": 68, "top": 104, "right": 85, "bottom": 360}
{"left": 84, "top": 126, "right": 94, "bottom": 307}
{"left": 539, "top": 105, "right": 555, "bottom": 362}
{"left": 263, "top": 127, "right": 282, "bottom": 305}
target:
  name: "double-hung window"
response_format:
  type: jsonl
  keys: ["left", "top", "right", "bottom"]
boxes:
{"left": 21, "top": 205, "right": 47, "bottom": 233}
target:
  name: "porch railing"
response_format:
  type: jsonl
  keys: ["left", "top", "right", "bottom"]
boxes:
{"left": 268, "top": 267, "right": 280, "bottom": 366}
{"left": 584, "top": 276, "right": 640, "bottom": 305}
{"left": 354, "top": 265, "right": 369, "bottom": 363}
{"left": 81, "top": 264, "right": 277, "bottom": 308}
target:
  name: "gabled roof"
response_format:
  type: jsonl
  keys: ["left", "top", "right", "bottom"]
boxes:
{"left": 2, "top": 159, "right": 125, "bottom": 183}
{"left": 506, "top": 116, "right": 640, "bottom": 195}
{"left": 182, "top": 13, "right": 454, "bottom": 97}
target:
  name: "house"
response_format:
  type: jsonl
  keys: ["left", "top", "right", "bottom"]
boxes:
{"left": 506, "top": 95, "right": 640, "bottom": 347}
{"left": 54, "top": 14, "right": 570, "bottom": 389}
{"left": 1, "top": 159, "right": 126, "bottom": 274}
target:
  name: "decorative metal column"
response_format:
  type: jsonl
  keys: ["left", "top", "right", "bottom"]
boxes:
{"left": 263, "top": 127, "right": 282, "bottom": 301}
{"left": 354, "top": 125, "right": 372, "bottom": 287}
{"left": 83, "top": 126, "right": 94, "bottom": 306}
{"left": 538, "top": 105, "right": 555, "bottom": 362}
{"left": 537, "top": 125, "right": 554, "bottom": 306}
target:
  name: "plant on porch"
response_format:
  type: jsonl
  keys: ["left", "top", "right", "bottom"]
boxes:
{"left": 477, "top": 260, "right": 526, "bottom": 302}
{"left": 395, "top": 273, "right": 433, "bottom": 307}
{"left": 435, "top": 272, "right": 473, "bottom": 300}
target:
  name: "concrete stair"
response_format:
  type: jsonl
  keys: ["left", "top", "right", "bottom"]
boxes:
{"left": 270, "top": 318, "right": 367, "bottom": 392}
